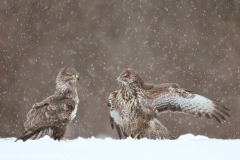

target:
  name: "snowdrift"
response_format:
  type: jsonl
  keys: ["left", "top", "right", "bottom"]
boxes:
{"left": 0, "top": 134, "right": 239, "bottom": 160}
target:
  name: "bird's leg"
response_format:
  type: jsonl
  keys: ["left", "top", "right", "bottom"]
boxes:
{"left": 133, "top": 134, "right": 139, "bottom": 140}
{"left": 62, "top": 137, "right": 67, "bottom": 142}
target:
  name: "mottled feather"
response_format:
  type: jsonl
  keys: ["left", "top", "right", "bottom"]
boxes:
{"left": 108, "top": 68, "right": 230, "bottom": 140}
{"left": 16, "top": 67, "right": 79, "bottom": 142}
{"left": 150, "top": 86, "right": 230, "bottom": 123}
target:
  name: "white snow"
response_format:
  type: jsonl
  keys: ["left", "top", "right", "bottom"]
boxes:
{"left": 1, "top": 134, "right": 239, "bottom": 160}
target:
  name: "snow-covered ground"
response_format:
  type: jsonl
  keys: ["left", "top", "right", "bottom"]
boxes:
{"left": 1, "top": 134, "right": 239, "bottom": 160}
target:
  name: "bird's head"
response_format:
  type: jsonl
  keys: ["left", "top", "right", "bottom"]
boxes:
{"left": 56, "top": 67, "right": 79, "bottom": 85}
{"left": 116, "top": 68, "right": 144, "bottom": 88}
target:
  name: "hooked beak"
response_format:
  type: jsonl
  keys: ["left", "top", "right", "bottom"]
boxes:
{"left": 75, "top": 74, "right": 79, "bottom": 81}
{"left": 116, "top": 77, "right": 120, "bottom": 83}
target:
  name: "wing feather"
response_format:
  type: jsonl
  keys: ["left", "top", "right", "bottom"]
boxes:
{"left": 151, "top": 118, "right": 175, "bottom": 140}
{"left": 16, "top": 98, "right": 74, "bottom": 142}
{"left": 109, "top": 114, "right": 114, "bottom": 129}
{"left": 108, "top": 91, "right": 127, "bottom": 139}
{"left": 153, "top": 87, "right": 230, "bottom": 123}
{"left": 115, "top": 122, "right": 123, "bottom": 139}
{"left": 32, "top": 89, "right": 71, "bottom": 109}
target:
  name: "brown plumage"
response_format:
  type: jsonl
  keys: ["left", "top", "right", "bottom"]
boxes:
{"left": 15, "top": 67, "right": 79, "bottom": 142}
{"left": 108, "top": 68, "right": 230, "bottom": 140}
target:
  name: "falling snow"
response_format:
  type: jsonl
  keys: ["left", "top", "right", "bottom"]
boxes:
{"left": 0, "top": 0, "right": 240, "bottom": 147}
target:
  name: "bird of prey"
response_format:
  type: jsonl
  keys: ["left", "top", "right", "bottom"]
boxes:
{"left": 15, "top": 67, "right": 79, "bottom": 142}
{"left": 108, "top": 68, "right": 230, "bottom": 140}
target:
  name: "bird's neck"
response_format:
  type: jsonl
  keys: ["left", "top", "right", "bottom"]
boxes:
{"left": 72, "top": 84, "right": 78, "bottom": 96}
{"left": 55, "top": 81, "right": 77, "bottom": 96}
{"left": 121, "top": 85, "right": 145, "bottom": 99}
{"left": 56, "top": 81, "right": 69, "bottom": 90}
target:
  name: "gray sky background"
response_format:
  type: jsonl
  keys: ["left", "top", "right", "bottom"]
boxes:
{"left": 0, "top": 0, "right": 240, "bottom": 139}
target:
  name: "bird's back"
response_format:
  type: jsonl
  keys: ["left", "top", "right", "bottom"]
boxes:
{"left": 16, "top": 98, "right": 75, "bottom": 142}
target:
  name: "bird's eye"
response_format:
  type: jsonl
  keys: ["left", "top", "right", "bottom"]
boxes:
{"left": 66, "top": 74, "right": 72, "bottom": 77}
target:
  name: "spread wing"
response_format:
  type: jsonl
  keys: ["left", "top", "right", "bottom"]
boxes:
{"left": 107, "top": 91, "right": 127, "bottom": 139}
{"left": 15, "top": 98, "right": 75, "bottom": 142}
{"left": 150, "top": 84, "right": 230, "bottom": 123}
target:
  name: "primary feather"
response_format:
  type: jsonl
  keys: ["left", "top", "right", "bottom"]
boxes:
{"left": 108, "top": 68, "right": 230, "bottom": 140}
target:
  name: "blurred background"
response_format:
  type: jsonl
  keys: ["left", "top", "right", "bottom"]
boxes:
{"left": 0, "top": 0, "right": 240, "bottom": 140}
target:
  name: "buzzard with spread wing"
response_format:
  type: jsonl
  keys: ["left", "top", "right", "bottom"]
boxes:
{"left": 16, "top": 67, "right": 79, "bottom": 142}
{"left": 108, "top": 68, "right": 230, "bottom": 140}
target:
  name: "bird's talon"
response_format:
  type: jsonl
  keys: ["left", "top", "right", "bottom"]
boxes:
{"left": 62, "top": 137, "right": 67, "bottom": 142}
{"left": 134, "top": 134, "right": 139, "bottom": 139}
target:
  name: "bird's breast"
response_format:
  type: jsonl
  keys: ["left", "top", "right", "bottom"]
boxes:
{"left": 69, "top": 91, "right": 79, "bottom": 121}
